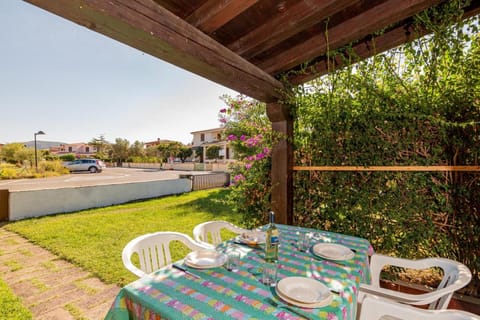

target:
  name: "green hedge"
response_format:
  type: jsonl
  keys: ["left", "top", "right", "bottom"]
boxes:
{"left": 292, "top": 4, "right": 479, "bottom": 294}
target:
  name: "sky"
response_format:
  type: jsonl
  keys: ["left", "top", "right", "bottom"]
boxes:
{"left": 0, "top": 0, "right": 237, "bottom": 145}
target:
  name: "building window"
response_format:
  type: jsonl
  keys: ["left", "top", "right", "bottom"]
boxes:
{"left": 200, "top": 133, "right": 205, "bottom": 142}
{"left": 68, "top": 147, "right": 73, "bottom": 152}
{"left": 216, "top": 133, "right": 221, "bottom": 140}
{"left": 86, "top": 146, "right": 90, "bottom": 153}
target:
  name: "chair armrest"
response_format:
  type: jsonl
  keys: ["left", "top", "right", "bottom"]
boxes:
{"left": 122, "top": 252, "right": 147, "bottom": 278}
{"left": 359, "top": 283, "right": 454, "bottom": 306}
{"left": 369, "top": 254, "right": 443, "bottom": 286}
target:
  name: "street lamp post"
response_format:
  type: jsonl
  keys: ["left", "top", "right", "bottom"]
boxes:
{"left": 34, "top": 130, "right": 46, "bottom": 170}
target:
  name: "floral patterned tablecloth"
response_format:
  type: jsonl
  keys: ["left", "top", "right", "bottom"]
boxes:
{"left": 105, "top": 225, "right": 374, "bottom": 320}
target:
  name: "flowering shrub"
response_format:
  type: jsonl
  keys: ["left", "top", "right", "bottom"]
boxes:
{"left": 218, "top": 95, "right": 277, "bottom": 227}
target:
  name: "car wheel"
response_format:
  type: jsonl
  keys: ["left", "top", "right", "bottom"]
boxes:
{"left": 88, "top": 166, "right": 98, "bottom": 173}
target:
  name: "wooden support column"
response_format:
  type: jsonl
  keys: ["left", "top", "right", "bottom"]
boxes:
{"left": 267, "top": 102, "right": 293, "bottom": 225}
{"left": 0, "top": 189, "right": 9, "bottom": 221}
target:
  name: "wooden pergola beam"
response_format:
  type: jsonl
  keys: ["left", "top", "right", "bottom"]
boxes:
{"left": 24, "top": 0, "right": 284, "bottom": 103}
{"left": 288, "top": 2, "right": 480, "bottom": 85}
{"left": 288, "top": 22, "right": 415, "bottom": 85}
{"left": 259, "top": 0, "right": 442, "bottom": 75}
{"left": 227, "top": 0, "right": 358, "bottom": 59}
{"left": 186, "top": 0, "right": 260, "bottom": 34}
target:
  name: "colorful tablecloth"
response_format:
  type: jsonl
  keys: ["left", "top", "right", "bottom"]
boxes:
{"left": 106, "top": 225, "right": 374, "bottom": 320}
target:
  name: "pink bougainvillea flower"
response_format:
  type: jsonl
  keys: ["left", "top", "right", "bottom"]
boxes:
{"left": 227, "top": 134, "right": 237, "bottom": 141}
{"left": 245, "top": 136, "right": 261, "bottom": 147}
{"left": 256, "top": 153, "right": 266, "bottom": 160}
{"left": 234, "top": 174, "right": 245, "bottom": 182}
{"left": 219, "top": 108, "right": 227, "bottom": 113}
{"left": 240, "top": 135, "right": 246, "bottom": 141}
{"left": 245, "top": 163, "right": 252, "bottom": 169}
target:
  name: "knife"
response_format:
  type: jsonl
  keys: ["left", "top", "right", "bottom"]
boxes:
{"left": 172, "top": 264, "right": 200, "bottom": 279}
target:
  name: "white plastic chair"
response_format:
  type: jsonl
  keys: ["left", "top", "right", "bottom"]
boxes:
{"left": 122, "top": 231, "right": 209, "bottom": 277}
{"left": 359, "top": 254, "right": 472, "bottom": 310}
{"left": 193, "top": 220, "right": 248, "bottom": 248}
{"left": 359, "top": 295, "right": 480, "bottom": 320}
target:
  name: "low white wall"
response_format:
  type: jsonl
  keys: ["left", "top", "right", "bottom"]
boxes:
{"left": 161, "top": 163, "right": 195, "bottom": 171}
{"left": 9, "top": 179, "right": 191, "bottom": 221}
{"left": 120, "top": 162, "right": 233, "bottom": 172}
{"left": 122, "top": 162, "right": 162, "bottom": 169}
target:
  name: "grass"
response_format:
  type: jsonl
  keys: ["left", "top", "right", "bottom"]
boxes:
{"left": 0, "top": 278, "right": 32, "bottom": 320}
{"left": 3, "top": 188, "right": 240, "bottom": 287}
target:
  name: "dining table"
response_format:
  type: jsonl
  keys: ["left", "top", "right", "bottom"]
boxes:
{"left": 105, "top": 224, "right": 374, "bottom": 320}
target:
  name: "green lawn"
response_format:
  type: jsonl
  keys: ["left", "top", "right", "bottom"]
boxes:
{"left": 3, "top": 188, "right": 241, "bottom": 287}
{"left": 0, "top": 278, "right": 32, "bottom": 319}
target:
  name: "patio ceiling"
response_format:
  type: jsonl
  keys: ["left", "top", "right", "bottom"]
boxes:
{"left": 24, "top": 0, "right": 480, "bottom": 103}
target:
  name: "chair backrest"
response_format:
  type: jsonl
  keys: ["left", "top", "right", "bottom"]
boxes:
{"left": 359, "top": 296, "right": 480, "bottom": 320}
{"left": 122, "top": 231, "right": 208, "bottom": 277}
{"left": 361, "top": 254, "right": 472, "bottom": 310}
{"left": 193, "top": 220, "right": 247, "bottom": 248}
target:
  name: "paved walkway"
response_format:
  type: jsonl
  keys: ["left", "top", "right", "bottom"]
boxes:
{"left": 0, "top": 228, "right": 120, "bottom": 320}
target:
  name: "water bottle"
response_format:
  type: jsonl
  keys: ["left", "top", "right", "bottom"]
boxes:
{"left": 265, "top": 211, "right": 279, "bottom": 262}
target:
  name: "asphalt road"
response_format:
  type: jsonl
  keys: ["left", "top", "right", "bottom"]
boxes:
{"left": 0, "top": 167, "right": 207, "bottom": 191}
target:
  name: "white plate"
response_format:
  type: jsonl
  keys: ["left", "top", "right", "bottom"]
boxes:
{"left": 312, "top": 243, "right": 355, "bottom": 261}
{"left": 236, "top": 230, "right": 266, "bottom": 245}
{"left": 276, "top": 277, "right": 332, "bottom": 308}
{"left": 184, "top": 250, "right": 227, "bottom": 269}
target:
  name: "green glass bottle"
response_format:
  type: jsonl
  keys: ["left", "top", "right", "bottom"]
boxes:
{"left": 265, "top": 211, "right": 279, "bottom": 263}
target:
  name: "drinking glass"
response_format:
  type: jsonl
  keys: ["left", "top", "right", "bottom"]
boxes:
{"left": 226, "top": 250, "right": 240, "bottom": 272}
{"left": 298, "top": 232, "right": 312, "bottom": 252}
{"left": 262, "top": 262, "right": 278, "bottom": 286}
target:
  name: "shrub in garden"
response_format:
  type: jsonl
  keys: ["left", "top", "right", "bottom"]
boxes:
{"left": 0, "top": 166, "right": 18, "bottom": 179}
{"left": 218, "top": 95, "right": 277, "bottom": 228}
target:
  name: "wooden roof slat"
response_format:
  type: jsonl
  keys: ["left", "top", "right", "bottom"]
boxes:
{"left": 257, "top": 0, "right": 443, "bottom": 75}
{"left": 288, "top": 2, "right": 480, "bottom": 84}
{"left": 228, "top": 0, "right": 359, "bottom": 59}
{"left": 185, "top": 0, "right": 260, "bottom": 34}
{"left": 288, "top": 23, "right": 415, "bottom": 84}
{"left": 25, "top": 0, "right": 284, "bottom": 102}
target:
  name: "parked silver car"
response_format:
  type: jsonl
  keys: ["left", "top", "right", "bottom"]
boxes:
{"left": 64, "top": 159, "right": 106, "bottom": 173}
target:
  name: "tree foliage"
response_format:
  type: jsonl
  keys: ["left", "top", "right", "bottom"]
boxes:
{"left": 89, "top": 134, "right": 110, "bottom": 159}
{"left": 177, "top": 146, "right": 193, "bottom": 163}
{"left": 109, "top": 138, "right": 130, "bottom": 165}
{"left": 128, "top": 140, "right": 145, "bottom": 159}
{"left": 206, "top": 145, "right": 221, "bottom": 160}
{"left": 0, "top": 143, "right": 28, "bottom": 164}
{"left": 157, "top": 141, "right": 183, "bottom": 163}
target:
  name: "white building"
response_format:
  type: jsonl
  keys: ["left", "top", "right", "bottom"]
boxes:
{"left": 190, "top": 128, "right": 234, "bottom": 163}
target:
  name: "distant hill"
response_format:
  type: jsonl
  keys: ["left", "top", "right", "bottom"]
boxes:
{"left": 23, "top": 141, "right": 66, "bottom": 150}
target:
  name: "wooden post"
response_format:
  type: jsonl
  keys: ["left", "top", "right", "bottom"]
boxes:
{"left": 0, "top": 189, "right": 9, "bottom": 221}
{"left": 267, "top": 102, "right": 293, "bottom": 225}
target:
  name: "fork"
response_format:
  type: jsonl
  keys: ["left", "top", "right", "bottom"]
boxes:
{"left": 267, "top": 298, "right": 312, "bottom": 319}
